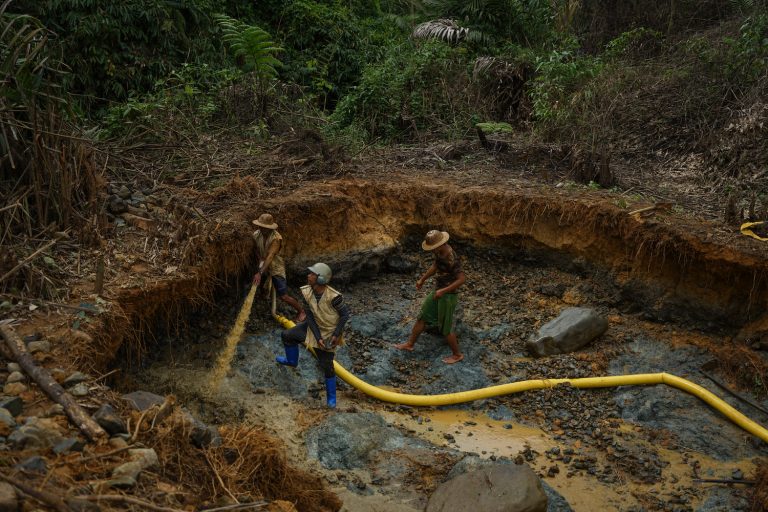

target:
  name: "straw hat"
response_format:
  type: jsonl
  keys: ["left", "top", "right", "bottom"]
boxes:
{"left": 422, "top": 230, "right": 450, "bottom": 251}
{"left": 252, "top": 213, "right": 278, "bottom": 230}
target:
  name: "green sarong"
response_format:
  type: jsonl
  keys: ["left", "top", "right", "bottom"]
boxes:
{"left": 419, "top": 291, "right": 458, "bottom": 336}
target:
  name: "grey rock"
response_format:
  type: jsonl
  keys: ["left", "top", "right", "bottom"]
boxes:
{"left": 0, "top": 409, "right": 16, "bottom": 429}
{"left": 122, "top": 391, "right": 165, "bottom": 411}
{"left": 526, "top": 307, "right": 607, "bottom": 357}
{"left": 92, "top": 404, "right": 127, "bottom": 435}
{"left": 112, "top": 448, "right": 158, "bottom": 480}
{"left": 426, "top": 463, "right": 547, "bottom": 512}
{"left": 189, "top": 419, "right": 222, "bottom": 448}
{"left": 5, "top": 363, "right": 20, "bottom": 373}
{"left": 106, "top": 475, "right": 137, "bottom": 489}
{"left": 69, "top": 382, "right": 89, "bottom": 397}
{"left": 117, "top": 185, "right": 131, "bottom": 200}
{"left": 2, "top": 383, "right": 25, "bottom": 396}
{"left": 27, "top": 340, "right": 51, "bottom": 353}
{"left": 63, "top": 372, "right": 89, "bottom": 387}
{"left": 5, "top": 372, "right": 24, "bottom": 384}
{"left": 15, "top": 456, "right": 47, "bottom": 474}
{"left": 0, "top": 396, "right": 22, "bottom": 417}
{"left": 7, "top": 417, "right": 64, "bottom": 450}
{"left": 108, "top": 196, "right": 128, "bottom": 214}
{"left": 0, "top": 481, "right": 18, "bottom": 512}
{"left": 53, "top": 438, "right": 85, "bottom": 454}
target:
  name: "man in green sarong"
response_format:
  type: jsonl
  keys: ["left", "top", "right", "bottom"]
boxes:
{"left": 395, "top": 230, "right": 465, "bottom": 364}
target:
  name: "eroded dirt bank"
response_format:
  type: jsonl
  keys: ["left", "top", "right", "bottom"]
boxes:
{"left": 93, "top": 177, "right": 768, "bottom": 371}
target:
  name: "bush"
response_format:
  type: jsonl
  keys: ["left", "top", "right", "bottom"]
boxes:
{"left": 530, "top": 39, "right": 603, "bottom": 123}
{"left": 330, "top": 40, "right": 475, "bottom": 142}
{"left": 8, "top": 0, "right": 225, "bottom": 115}
{"left": 277, "top": 0, "right": 404, "bottom": 109}
{"left": 725, "top": 14, "right": 768, "bottom": 83}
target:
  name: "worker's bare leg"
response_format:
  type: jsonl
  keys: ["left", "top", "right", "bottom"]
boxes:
{"left": 394, "top": 319, "right": 425, "bottom": 351}
{"left": 441, "top": 332, "right": 464, "bottom": 364}
{"left": 280, "top": 294, "right": 306, "bottom": 322}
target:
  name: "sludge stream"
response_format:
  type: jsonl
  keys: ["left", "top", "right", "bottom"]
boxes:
{"left": 114, "top": 182, "right": 768, "bottom": 512}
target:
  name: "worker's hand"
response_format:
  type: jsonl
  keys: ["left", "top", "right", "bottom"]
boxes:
{"left": 253, "top": 273, "right": 262, "bottom": 286}
{"left": 435, "top": 289, "right": 445, "bottom": 299}
{"left": 317, "top": 337, "right": 326, "bottom": 349}
{"left": 328, "top": 335, "right": 338, "bottom": 349}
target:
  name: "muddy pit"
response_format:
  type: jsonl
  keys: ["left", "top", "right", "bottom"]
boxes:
{"left": 108, "top": 181, "right": 768, "bottom": 512}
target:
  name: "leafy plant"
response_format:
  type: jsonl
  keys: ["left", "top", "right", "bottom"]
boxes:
{"left": 475, "top": 122, "right": 514, "bottom": 133}
{"left": 331, "top": 40, "right": 474, "bottom": 141}
{"left": 214, "top": 14, "right": 283, "bottom": 79}
{"left": 725, "top": 13, "right": 768, "bottom": 83}
{"left": 605, "top": 27, "right": 664, "bottom": 61}
{"left": 529, "top": 40, "right": 603, "bottom": 122}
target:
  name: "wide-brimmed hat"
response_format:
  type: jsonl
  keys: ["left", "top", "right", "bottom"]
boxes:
{"left": 252, "top": 213, "right": 278, "bottom": 229}
{"left": 422, "top": 230, "right": 450, "bottom": 251}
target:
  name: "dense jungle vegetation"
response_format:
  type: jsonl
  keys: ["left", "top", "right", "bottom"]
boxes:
{"left": 1, "top": 0, "right": 767, "bottom": 250}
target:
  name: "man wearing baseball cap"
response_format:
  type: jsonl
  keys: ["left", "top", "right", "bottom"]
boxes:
{"left": 395, "top": 229, "right": 465, "bottom": 364}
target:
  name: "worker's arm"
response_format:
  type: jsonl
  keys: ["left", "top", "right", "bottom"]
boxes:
{"left": 260, "top": 238, "right": 281, "bottom": 274}
{"left": 416, "top": 263, "right": 437, "bottom": 290}
{"left": 435, "top": 271, "right": 465, "bottom": 299}
{"left": 253, "top": 238, "right": 281, "bottom": 284}
{"left": 328, "top": 295, "right": 351, "bottom": 348}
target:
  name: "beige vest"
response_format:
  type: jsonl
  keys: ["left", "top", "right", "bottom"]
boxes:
{"left": 301, "top": 285, "right": 345, "bottom": 350}
{"left": 253, "top": 230, "right": 286, "bottom": 278}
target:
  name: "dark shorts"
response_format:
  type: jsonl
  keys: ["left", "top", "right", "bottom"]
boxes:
{"left": 271, "top": 275, "right": 288, "bottom": 296}
{"left": 418, "top": 291, "right": 458, "bottom": 336}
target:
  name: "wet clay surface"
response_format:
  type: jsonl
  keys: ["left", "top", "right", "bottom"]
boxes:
{"left": 129, "top": 241, "right": 768, "bottom": 511}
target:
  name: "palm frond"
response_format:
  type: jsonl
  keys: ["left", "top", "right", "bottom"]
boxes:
{"left": 412, "top": 18, "right": 469, "bottom": 44}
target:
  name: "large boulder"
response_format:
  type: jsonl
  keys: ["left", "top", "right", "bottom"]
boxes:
{"left": 526, "top": 307, "right": 607, "bottom": 357}
{"left": 426, "top": 463, "right": 547, "bottom": 512}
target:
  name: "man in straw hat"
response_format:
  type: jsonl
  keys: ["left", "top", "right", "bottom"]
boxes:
{"left": 395, "top": 230, "right": 465, "bottom": 364}
{"left": 252, "top": 213, "right": 305, "bottom": 322}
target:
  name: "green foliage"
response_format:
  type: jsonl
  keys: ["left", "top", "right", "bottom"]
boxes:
{"left": 8, "top": 0, "right": 223, "bottom": 114}
{"left": 725, "top": 14, "right": 768, "bottom": 82}
{"left": 100, "top": 63, "right": 241, "bottom": 139}
{"left": 475, "top": 122, "right": 514, "bottom": 133}
{"left": 214, "top": 14, "right": 282, "bottom": 79}
{"left": 530, "top": 39, "right": 603, "bottom": 122}
{"left": 277, "top": 1, "right": 404, "bottom": 108}
{"left": 422, "top": 0, "right": 556, "bottom": 48}
{"left": 331, "top": 40, "right": 474, "bottom": 141}
{"left": 605, "top": 27, "right": 664, "bottom": 61}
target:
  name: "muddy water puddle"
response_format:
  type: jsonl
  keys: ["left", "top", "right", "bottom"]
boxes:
{"left": 381, "top": 408, "right": 757, "bottom": 511}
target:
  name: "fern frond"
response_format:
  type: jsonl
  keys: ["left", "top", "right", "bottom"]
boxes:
{"left": 214, "top": 13, "right": 283, "bottom": 79}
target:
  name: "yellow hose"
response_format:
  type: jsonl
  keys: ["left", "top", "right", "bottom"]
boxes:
{"left": 273, "top": 315, "right": 768, "bottom": 443}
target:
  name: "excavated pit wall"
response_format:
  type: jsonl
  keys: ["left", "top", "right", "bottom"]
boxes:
{"left": 96, "top": 179, "right": 768, "bottom": 369}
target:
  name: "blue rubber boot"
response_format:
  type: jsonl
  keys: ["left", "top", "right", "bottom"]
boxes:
{"left": 276, "top": 345, "right": 299, "bottom": 367}
{"left": 325, "top": 377, "right": 337, "bottom": 408}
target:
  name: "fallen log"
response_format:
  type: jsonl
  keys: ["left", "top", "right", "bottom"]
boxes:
{"left": 0, "top": 325, "right": 106, "bottom": 441}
